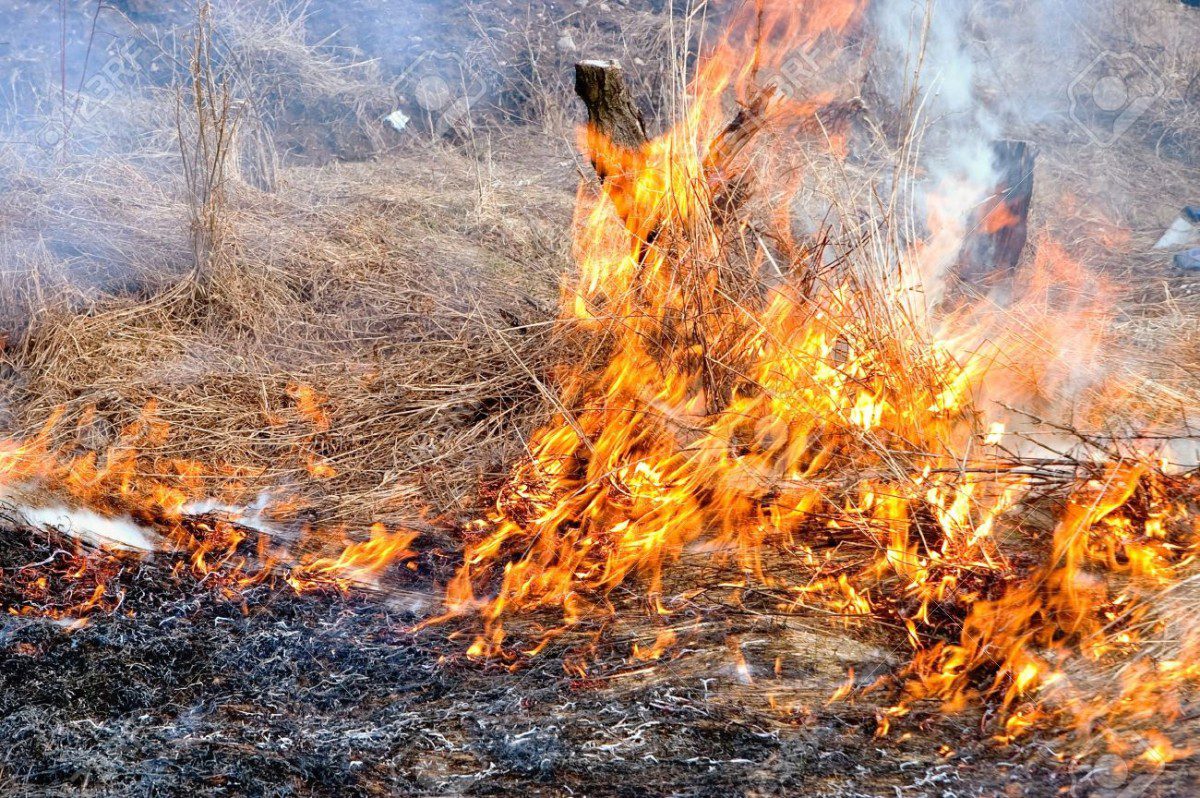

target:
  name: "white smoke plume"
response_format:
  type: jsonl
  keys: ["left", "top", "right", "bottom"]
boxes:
{"left": 866, "top": 0, "right": 1095, "bottom": 294}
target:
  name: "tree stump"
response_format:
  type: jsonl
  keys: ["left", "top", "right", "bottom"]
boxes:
{"left": 574, "top": 60, "right": 649, "bottom": 162}
{"left": 957, "top": 139, "right": 1037, "bottom": 283}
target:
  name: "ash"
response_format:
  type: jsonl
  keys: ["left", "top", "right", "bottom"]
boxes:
{"left": 0, "top": 522, "right": 1168, "bottom": 798}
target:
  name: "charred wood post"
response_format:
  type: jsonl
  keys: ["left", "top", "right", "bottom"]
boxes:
{"left": 574, "top": 60, "right": 649, "bottom": 182}
{"left": 574, "top": 59, "right": 775, "bottom": 231}
{"left": 574, "top": 59, "right": 777, "bottom": 185}
{"left": 957, "top": 139, "right": 1037, "bottom": 283}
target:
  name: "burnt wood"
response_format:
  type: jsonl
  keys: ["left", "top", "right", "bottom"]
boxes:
{"left": 957, "top": 139, "right": 1037, "bottom": 283}
{"left": 574, "top": 60, "right": 649, "bottom": 181}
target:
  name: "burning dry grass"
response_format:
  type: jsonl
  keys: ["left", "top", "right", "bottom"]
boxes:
{"left": 0, "top": 2, "right": 589, "bottom": 636}
{"left": 1, "top": 0, "right": 1200, "bottom": 794}
{"left": 1, "top": 143, "right": 572, "bottom": 527}
{"left": 411, "top": 0, "right": 1200, "bottom": 762}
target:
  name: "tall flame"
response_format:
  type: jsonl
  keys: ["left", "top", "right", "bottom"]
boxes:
{"left": 440, "top": 0, "right": 1200, "bottom": 754}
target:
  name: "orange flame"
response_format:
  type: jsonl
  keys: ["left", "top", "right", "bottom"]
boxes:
{"left": 0, "top": 402, "right": 417, "bottom": 619}
{"left": 438, "top": 0, "right": 1200, "bottom": 758}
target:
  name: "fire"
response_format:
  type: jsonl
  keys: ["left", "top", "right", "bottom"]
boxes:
{"left": 287, "top": 382, "right": 333, "bottom": 432}
{"left": 0, "top": 398, "right": 418, "bottom": 621}
{"left": 981, "top": 200, "right": 1021, "bottom": 235}
{"left": 0, "top": 0, "right": 1192, "bottom": 771}
{"left": 287, "top": 522, "right": 419, "bottom": 593}
{"left": 631, "top": 628, "right": 677, "bottom": 661}
{"left": 447, "top": 0, "right": 988, "bottom": 648}
{"left": 438, "top": 0, "right": 1200, "bottom": 759}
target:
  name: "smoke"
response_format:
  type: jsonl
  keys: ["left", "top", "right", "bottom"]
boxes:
{"left": 854, "top": 0, "right": 1166, "bottom": 457}
{"left": 12, "top": 504, "right": 156, "bottom": 551}
{"left": 873, "top": 0, "right": 997, "bottom": 181}
{"left": 0, "top": 1, "right": 399, "bottom": 322}
{"left": 866, "top": 0, "right": 1095, "bottom": 293}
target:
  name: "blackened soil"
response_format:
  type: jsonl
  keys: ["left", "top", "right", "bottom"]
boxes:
{"left": 2, "top": 523, "right": 1197, "bottom": 798}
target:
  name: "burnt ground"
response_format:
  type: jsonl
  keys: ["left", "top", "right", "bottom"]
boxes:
{"left": 1, "top": 522, "right": 1197, "bottom": 798}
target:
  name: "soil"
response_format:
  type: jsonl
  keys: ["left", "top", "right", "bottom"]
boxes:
{"left": 2, "top": 521, "right": 1197, "bottom": 797}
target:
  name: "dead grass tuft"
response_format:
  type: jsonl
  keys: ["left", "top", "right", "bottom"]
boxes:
{"left": 2, "top": 143, "right": 573, "bottom": 526}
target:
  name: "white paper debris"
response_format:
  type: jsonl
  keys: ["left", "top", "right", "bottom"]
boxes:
{"left": 385, "top": 109, "right": 411, "bottom": 133}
